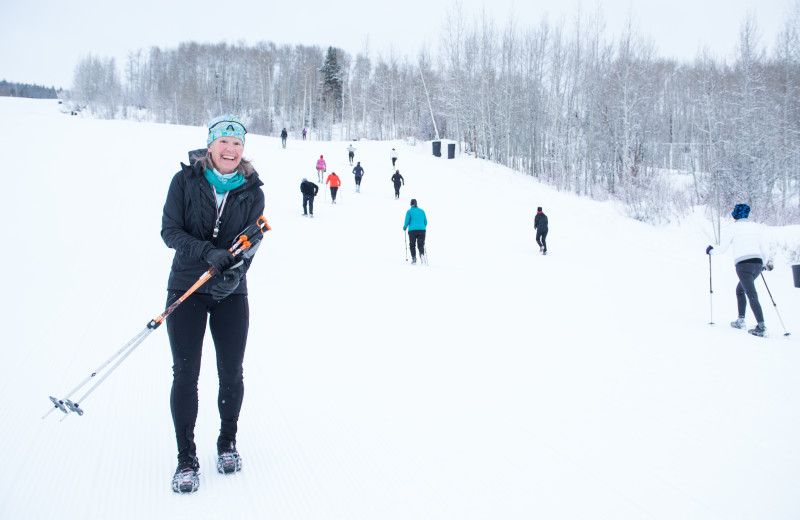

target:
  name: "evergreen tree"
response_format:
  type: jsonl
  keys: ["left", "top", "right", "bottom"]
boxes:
{"left": 320, "top": 46, "right": 343, "bottom": 122}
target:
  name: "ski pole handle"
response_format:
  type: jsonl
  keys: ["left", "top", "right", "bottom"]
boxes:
{"left": 149, "top": 216, "right": 271, "bottom": 330}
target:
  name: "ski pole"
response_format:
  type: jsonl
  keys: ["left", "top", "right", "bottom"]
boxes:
{"left": 760, "top": 272, "right": 791, "bottom": 336}
{"left": 404, "top": 231, "right": 408, "bottom": 262}
{"left": 44, "top": 216, "right": 271, "bottom": 420}
{"left": 708, "top": 255, "right": 714, "bottom": 325}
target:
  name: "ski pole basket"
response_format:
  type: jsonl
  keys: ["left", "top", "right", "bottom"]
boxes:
{"left": 44, "top": 216, "right": 271, "bottom": 420}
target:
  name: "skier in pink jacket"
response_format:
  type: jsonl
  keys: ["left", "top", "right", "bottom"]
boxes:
{"left": 316, "top": 155, "right": 326, "bottom": 182}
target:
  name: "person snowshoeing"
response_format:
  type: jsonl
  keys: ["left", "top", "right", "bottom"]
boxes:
{"left": 534, "top": 207, "right": 548, "bottom": 255}
{"left": 706, "top": 203, "right": 773, "bottom": 337}
{"left": 403, "top": 198, "right": 427, "bottom": 264}
{"left": 315, "top": 155, "right": 326, "bottom": 183}
{"left": 391, "top": 170, "right": 404, "bottom": 199}
{"left": 161, "top": 114, "right": 265, "bottom": 493}
{"left": 353, "top": 162, "right": 364, "bottom": 193}
{"left": 301, "top": 178, "right": 319, "bottom": 217}
{"left": 326, "top": 171, "right": 342, "bottom": 204}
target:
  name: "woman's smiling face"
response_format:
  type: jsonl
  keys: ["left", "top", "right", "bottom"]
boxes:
{"left": 208, "top": 136, "right": 243, "bottom": 174}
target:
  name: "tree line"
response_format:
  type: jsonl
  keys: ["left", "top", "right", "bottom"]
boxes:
{"left": 0, "top": 80, "right": 60, "bottom": 99}
{"left": 68, "top": 3, "right": 800, "bottom": 226}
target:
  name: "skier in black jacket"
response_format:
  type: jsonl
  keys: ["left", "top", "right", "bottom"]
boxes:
{"left": 300, "top": 178, "right": 319, "bottom": 216}
{"left": 391, "top": 170, "right": 404, "bottom": 199}
{"left": 534, "top": 206, "right": 548, "bottom": 254}
{"left": 161, "top": 114, "right": 265, "bottom": 493}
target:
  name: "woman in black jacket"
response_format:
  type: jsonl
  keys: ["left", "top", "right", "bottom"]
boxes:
{"left": 161, "top": 115, "right": 265, "bottom": 493}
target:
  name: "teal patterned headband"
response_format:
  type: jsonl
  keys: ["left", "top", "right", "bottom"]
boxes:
{"left": 207, "top": 115, "right": 247, "bottom": 146}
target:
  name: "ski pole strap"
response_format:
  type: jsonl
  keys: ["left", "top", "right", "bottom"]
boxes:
{"left": 230, "top": 216, "right": 271, "bottom": 256}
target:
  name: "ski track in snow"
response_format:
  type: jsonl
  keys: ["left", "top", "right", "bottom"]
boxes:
{"left": 1, "top": 98, "right": 799, "bottom": 519}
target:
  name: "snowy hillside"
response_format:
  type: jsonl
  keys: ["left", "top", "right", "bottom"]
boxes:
{"left": 1, "top": 97, "right": 799, "bottom": 519}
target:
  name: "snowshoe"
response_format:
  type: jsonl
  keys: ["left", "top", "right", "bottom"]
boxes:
{"left": 748, "top": 325, "right": 768, "bottom": 338}
{"left": 217, "top": 443, "right": 242, "bottom": 474}
{"left": 731, "top": 317, "right": 746, "bottom": 329}
{"left": 172, "top": 457, "right": 200, "bottom": 493}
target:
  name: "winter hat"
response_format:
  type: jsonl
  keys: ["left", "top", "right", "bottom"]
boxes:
{"left": 207, "top": 115, "right": 246, "bottom": 146}
{"left": 320, "top": 155, "right": 324, "bottom": 159}
{"left": 302, "top": 178, "right": 307, "bottom": 182}
{"left": 731, "top": 203, "right": 751, "bottom": 219}
{"left": 537, "top": 206, "right": 542, "bottom": 212}
{"left": 410, "top": 199, "right": 417, "bottom": 206}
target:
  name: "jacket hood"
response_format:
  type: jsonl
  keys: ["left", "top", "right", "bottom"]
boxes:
{"left": 182, "top": 150, "right": 263, "bottom": 190}
{"left": 188, "top": 148, "right": 207, "bottom": 165}
{"left": 185, "top": 148, "right": 261, "bottom": 184}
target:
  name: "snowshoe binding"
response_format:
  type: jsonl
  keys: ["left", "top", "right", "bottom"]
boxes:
{"left": 731, "top": 317, "right": 746, "bottom": 329}
{"left": 217, "top": 442, "right": 242, "bottom": 474}
{"left": 748, "top": 324, "right": 768, "bottom": 338}
{"left": 172, "top": 457, "right": 200, "bottom": 493}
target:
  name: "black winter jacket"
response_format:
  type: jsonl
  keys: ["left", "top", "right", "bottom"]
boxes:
{"left": 300, "top": 180, "right": 319, "bottom": 196}
{"left": 534, "top": 212, "right": 548, "bottom": 231}
{"left": 161, "top": 149, "right": 265, "bottom": 294}
{"left": 391, "top": 172, "right": 404, "bottom": 186}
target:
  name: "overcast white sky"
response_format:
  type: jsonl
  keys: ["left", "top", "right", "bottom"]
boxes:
{"left": 0, "top": 0, "right": 792, "bottom": 89}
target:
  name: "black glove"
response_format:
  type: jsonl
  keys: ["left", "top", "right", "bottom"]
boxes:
{"left": 203, "top": 248, "right": 235, "bottom": 272}
{"left": 210, "top": 268, "right": 241, "bottom": 300}
{"left": 706, "top": 245, "right": 713, "bottom": 255}
{"left": 763, "top": 259, "right": 774, "bottom": 271}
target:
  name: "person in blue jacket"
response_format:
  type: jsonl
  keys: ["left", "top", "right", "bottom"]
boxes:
{"left": 161, "top": 115, "right": 265, "bottom": 493}
{"left": 403, "top": 198, "right": 427, "bottom": 264}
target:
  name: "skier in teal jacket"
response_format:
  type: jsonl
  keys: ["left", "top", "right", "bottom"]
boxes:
{"left": 403, "top": 199, "right": 427, "bottom": 264}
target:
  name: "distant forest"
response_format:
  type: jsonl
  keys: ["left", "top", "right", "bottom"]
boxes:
{"left": 0, "top": 80, "right": 59, "bottom": 99}
{"left": 68, "top": 4, "right": 800, "bottom": 227}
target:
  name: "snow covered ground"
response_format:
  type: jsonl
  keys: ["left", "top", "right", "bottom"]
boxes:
{"left": 1, "top": 97, "right": 799, "bottom": 519}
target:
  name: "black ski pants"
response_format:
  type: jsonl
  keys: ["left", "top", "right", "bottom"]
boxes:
{"left": 330, "top": 187, "right": 338, "bottom": 201}
{"left": 536, "top": 228, "right": 548, "bottom": 252}
{"left": 735, "top": 259, "right": 765, "bottom": 324}
{"left": 166, "top": 291, "right": 249, "bottom": 461}
{"left": 303, "top": 194, "right": 315, "bottom": 215}
{"left": 408, "top": 230, "right": 426, "bottom": 259}
{"left": 393, "top": 182, "right": 402, "bottom": 197}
